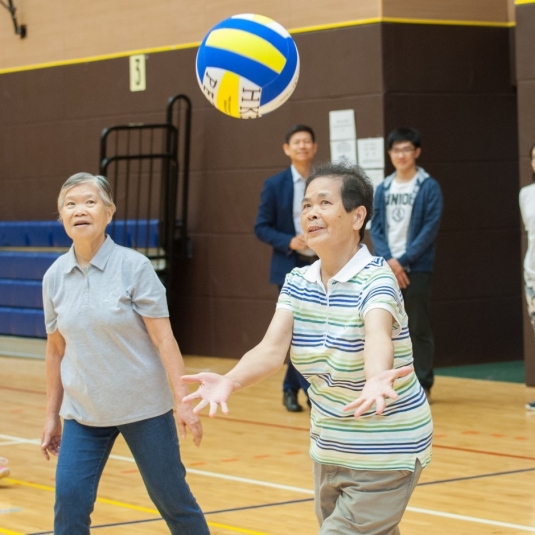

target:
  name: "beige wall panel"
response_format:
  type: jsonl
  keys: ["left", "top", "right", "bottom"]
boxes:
{"left": 288, "top": 0, "right": 380, "bottom": 29}
{"left": 0, "top": 1, "right": 66, "bottom": 69}
{"left": 0, "top": 0, "right": 379, "bottom": 71}
{"left": 508, "top": 0, "right": 516, "bottom": 22}
{"left": 383, "top": 0, "right": 509, "bottom": 23}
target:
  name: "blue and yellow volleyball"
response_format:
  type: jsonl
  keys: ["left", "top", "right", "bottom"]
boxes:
{"left": 196, "top": 14, "right": 300, "bottom": 119}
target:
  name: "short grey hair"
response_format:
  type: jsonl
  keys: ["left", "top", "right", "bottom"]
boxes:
{"left": 57, "top": 172, "right": 116, "bottom": 220}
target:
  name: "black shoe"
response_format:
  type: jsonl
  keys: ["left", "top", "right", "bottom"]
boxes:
{"left": 283, "top": 390, "right": 303, "bottom": 412}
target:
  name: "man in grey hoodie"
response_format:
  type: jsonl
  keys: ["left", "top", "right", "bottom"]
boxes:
{"left": 371, "top": 128, "right": 443, "bottom": 402}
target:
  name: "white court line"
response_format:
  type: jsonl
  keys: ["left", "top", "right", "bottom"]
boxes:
{"left": 0, "top": 441, "right": 29, "bottom": 447}
{"left": 0, "top": 434, "right": 40, "bottom": 445}
{"left": 5, "top": 435, "right": 535, "bottom": 532}
{"left": 406, "top": 507, "right": 535, "bottom": 533}
{"left": 110, "top": 453, "right": 535, "bottom": 531}
{"left": 110, "top": 453, "right": 315, "bottom": 494}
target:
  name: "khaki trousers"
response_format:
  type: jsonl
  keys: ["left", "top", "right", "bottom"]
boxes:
{"left": 314, "top": 460, "right": 422, "bottom": 535}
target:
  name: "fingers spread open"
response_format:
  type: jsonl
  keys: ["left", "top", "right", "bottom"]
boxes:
{"left": 193, "top": 398, "right": 209, "bottom": 415}
{"left": 209, "top": 401, "right": 219, "bottom": 418}
{"left": 181, "top": 374, "right": 201, "bottom": 384}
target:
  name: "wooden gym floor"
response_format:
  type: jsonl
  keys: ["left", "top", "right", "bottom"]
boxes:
{"left": 1, "top": 354, "right": 535, "bottom": 535}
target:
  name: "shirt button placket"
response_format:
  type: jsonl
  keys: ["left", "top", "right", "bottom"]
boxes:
{"left": 83, "top": 269, "right": 89, "bottom": 305}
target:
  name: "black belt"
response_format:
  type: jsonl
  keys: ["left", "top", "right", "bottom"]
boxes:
{"left": 296, "top": 253, "right": 319, "bottom": 264}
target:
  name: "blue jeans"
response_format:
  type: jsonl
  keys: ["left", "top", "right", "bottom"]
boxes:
{"left": 54, "top": 410, "right": 209, "bottom": 535}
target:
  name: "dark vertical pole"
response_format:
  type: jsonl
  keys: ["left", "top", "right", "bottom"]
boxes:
{"left": 135, "top": 128, "right": 143, "bottom": 251}
{"left": 146, "top": 127, "right": 155, "bottom": 258}
{"left": 123, "top": 129, "right": 131, "bottom": 247}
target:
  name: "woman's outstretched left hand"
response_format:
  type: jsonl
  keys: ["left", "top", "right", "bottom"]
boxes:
{"left": 343, "top": 365, "right": 414, "bottom": 418}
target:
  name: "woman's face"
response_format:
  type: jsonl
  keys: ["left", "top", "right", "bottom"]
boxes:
{"left": 300, "top": 176, "right": 365, "bottom": 255}
{"left": 60, "top": 182, "right": 113, "bottom": 245}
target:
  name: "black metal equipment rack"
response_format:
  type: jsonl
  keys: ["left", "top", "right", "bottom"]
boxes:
{"left": 99, "top": 94, "right": 192, "bottom": 291}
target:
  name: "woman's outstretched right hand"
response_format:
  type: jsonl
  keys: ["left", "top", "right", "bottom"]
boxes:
{"left": 181, "top": 373, "right": 241, "bottom": 417}
{"left": 41, "top": 416, "right": 62, "bottom": 460}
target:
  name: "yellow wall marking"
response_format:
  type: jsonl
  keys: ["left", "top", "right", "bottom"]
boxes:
{"left": 0, "top": 17, "right": 515, "bottom": 75}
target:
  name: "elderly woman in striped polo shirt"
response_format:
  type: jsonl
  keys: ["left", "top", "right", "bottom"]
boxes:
{"left": 184, "top": 162, "right": 433, "bottom": 535}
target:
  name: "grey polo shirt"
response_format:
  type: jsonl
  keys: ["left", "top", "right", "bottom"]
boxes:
{"left": 42, "top": 236, "right": 174, "bottom": 426}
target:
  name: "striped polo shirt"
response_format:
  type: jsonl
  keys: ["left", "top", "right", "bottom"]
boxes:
{"left": 277, "top": 244, "right": 433, "bottom": 471}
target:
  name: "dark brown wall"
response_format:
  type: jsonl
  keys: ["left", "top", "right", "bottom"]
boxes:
{"left": 515, "top": 3, "right": 535, "bottom": 385}
{"left": 170, "top": 24, "right": 385, "bottom": 356}
{"left": 0, "top": 21, "right": 521, "bottom": 367}
{"left": 0, "top": 24, "right": 384, "bottom": 358}
{"left": 382, "top": 23, "right": 521, "bottom": 366}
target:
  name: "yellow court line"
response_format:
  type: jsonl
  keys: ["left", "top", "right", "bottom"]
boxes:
{"left": 208, "top": 522, "right": 271, "bottom": 535}
{"left": 0, "top": 528, "right": 24, "bottom": 535}
{"left": 7, "top": 477, "right": 160, "bottom": 514}
{"left": 4, "top": 477, "right": 272, "bottom": 535}
{"left": 0, "top": 16, "right": 515, "bottom": 75}
{"left": 516, "top": 0, "right": 535, "bottom": 4}
{"left": 95, "top": 497, "right": 160, "bottom": 515}
{"left": 4, "top": 478, "right": 54, "bottom": 492}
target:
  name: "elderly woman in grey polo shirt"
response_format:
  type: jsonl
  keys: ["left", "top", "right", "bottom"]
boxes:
{"left": 40, "top": 173, "right": 209, "bottom": 535}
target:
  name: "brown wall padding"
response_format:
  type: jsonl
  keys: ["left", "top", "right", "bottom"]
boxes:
{"left": 515, "top": 3, "right": 535, "bottom": 385}
{"left": 383, "top": 23, "right": 520, "bottom": 366}
{"left": 382, "top": 0, "right": 511, "bottom": 23}
{"left": 0, "top": 21, "right": 521, "bottom": 368}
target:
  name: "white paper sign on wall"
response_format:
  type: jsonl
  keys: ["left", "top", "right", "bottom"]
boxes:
{"left": 330, "top": 139, "right": 358, "bottom": 165}
{"left": 329, "top": 110, "right": 356, "bottom": 141}
{"left": 129, "top": 55, "right": 147, "bottom": 92}
{"left": 357, "top": 137, "right": 385, "bottom": 169}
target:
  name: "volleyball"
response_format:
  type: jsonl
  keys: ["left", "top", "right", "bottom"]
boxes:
{"left": 196, "top": 14, "right": 299, "bottom": 119}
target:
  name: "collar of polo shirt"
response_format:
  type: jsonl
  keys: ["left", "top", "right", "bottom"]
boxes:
{"left": 303, "top": 244, "right": 374, "bottom": 284}
{"left": 63, "top": 234, "right": 115, "bottom": 274}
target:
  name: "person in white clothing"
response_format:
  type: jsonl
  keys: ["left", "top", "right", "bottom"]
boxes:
{"left": 519, "top": 142, "right": 535, "bottom": 411}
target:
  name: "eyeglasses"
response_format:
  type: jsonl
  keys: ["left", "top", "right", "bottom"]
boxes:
{"left": 390, "top": 147, "right": 415, "bottom": 155}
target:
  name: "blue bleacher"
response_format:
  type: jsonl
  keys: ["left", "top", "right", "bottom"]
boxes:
{"left": 0, "top": 251, "right": 63, "bottom": 280}
{"left": 0, "top": 279, "right": 45, "bottom": 308}
{"left": 0, "top": 221, "right": 70, "bottom": 247}
{"left": 0, "top": 307, "right": 45, "bottom": 338}
{"left": 0, "top": 220, "right": 159, "bottom": 339}
{"left": 0, "top": 220, "right": 159, "bottom": 249}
